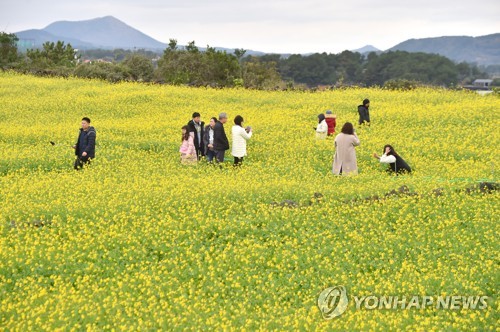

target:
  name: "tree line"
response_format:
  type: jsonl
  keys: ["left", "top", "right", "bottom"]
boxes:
{"left": 1, "top": 32, "right": 492, "bottom": 90}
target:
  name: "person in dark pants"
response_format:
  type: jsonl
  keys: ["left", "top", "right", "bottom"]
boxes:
{"left": 358, "top": 99, "right": 370, "bottom": 126}
{"left": 231, "top": 115, "right": 252, "bottom": 166}
{"left": 213, "top": 112, "right": 229, "bottom": 163}
{"left": 187, "top": 112, "right": 205, "bottom": 159}
{"left": 203, "top": 117, "right": 218, "bottom": 162}
{"left": 73, "top": 117, "right": 96, "bottom": 170}
{"left": 373, "top": 145, "right": 412, "bottom": 174}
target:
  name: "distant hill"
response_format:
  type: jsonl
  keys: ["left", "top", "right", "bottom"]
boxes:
{"left": 16, "top": 16, "right": 167, "bottom": 51}
{"left": 14, "top": 16, "right": 499, "bottom": 65}
{"left": 14, "top": 16, "right": 265, "bottom": 56}
{"left": 351, "top": 45, "right": 381, "bottom": 54}
{"left": 15, "top": 29, "right": 95, "bottom": 50}
{"left": 43, "top": 16, "right": 167, "bottom": 50}
{"left": 388, "top": 34, "right": 500, "bottom": 66}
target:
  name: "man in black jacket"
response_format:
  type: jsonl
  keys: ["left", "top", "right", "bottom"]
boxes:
{"left": 73, "top": 117, "right": 96, "bottom": 170}
{"left": 187, "top": 112, "right": 205, "bottom": 159}
{"left": 358, "top": 99, "right": 370, "bottom": 126}
{"left": 213, "top": 112, "right": 229, "bottom": 163}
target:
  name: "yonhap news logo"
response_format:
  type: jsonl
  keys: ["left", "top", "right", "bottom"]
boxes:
{"left": 317, "top": 286, "right": 349, "bottom": 319}
{"left": 318, "top": 286, "right": 489, "bottom": 320}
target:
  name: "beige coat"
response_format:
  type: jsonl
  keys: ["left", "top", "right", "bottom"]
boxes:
{"left": 332, "top": 133, "right": 360, "bottom": 175}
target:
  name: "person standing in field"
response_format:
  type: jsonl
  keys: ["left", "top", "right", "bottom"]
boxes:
{"left": 315, "top": 114, "right": 328, "bottom": 139}
{"left": 358, "top": 99, "right": 371, "bottom": 126}
{"left": 203, "top": 117, "right": 218, "bottom": 162}
{"left": 325, "top": 110, "right": 337, "bottom": 136}
{"left": 187, "top": 112, "right": 205, "bottom": 160}
{"left": 231, "top": 115, "right": 252, "bottom": 166}
{"left": 73, "top": 117, "right": 96, "bottom": 170}
{"left": 213, "top": 112, "right": 229, "bottom": 163}
{"left": 373, "top": 144, "right": 412, "bottom": 174}
{"left": 179, "top": 125, "right": 197, "bottom": 164}
{"left": 332, "top": 122, "right": 360, "bottom": 175}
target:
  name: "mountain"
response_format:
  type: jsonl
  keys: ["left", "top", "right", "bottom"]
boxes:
{"left": 14, "top": 16, "right": 265, "bottom": 55}
{"left": 388, "top": 34, "right": 500, "bottom": 66}
{"left": 351, "top": 45, "right": 380, "bottom": 54}
{"left": 16, "top": 16, "right": 167, "bottom": 51}
{"left": 14, "top": 17, "right": 499, "bottom": 65}
{"left": 15, "top": 29, "right": 95, "bottom": 49}
{"left": 43, "top": 16, "right": 167, "bottom": 49}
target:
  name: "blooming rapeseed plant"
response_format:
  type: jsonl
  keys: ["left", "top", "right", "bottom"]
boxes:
{"left": 0, "top": 71, "right": 498, "bottom": 330}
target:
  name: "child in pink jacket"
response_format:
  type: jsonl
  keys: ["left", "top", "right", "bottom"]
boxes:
{"left": 180, "top": 125, "right": 197, "bottom": 164}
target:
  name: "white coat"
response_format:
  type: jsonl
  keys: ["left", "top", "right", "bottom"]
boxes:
{"left": 231, "top": 125, "right": 252, "bottom": 157}
{"left": 316, "top": 120, "right": 328, "bottom": 139}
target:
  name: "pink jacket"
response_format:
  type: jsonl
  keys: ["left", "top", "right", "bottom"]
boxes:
{"left": 179, "top": 136, "right": 196, "bottom": 155}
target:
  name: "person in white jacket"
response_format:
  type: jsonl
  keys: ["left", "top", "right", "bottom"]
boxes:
{"left": 315, "top": 114, "right": 328, "bottom": 139}
{"left": 373, "top": 145, "right": 412, "bottom": 174}
{"left": 231, "top": 115, "right": 252, "bottom": 166}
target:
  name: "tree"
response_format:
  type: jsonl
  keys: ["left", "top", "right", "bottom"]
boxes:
{"left": 185, "top": 41, "right": 199, "bottom": 53}
{"left": 202, "top": 47, "right": 240, "bottom": 86}
{"left": 156, "top": 40, "right": 240, "bottom": 87}
{"left": 0, "top": 32, "right": 19, "bottom": 69}
{"left": 234, "top": 48, "right": 246, "bottom": 62}
{"left": 26, "top": 41, "right": 78, "bottom": 70}
{"left": 167, "top": 39, "right": 178, "bottom": 52}
{"left": 123, "top": 53, "right": 154, "bottom": 81}
{"left": 74, "top": 62, "right": 128, "bottom": 82}
{"left": 242, "top": 56, "right": 282, "bottom": 89}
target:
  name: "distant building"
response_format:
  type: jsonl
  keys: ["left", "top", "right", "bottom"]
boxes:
{"left": 463, "top": 79, "right": 493, "bottom": 92}
{"left": 473, "top": 79, "right": 493, "bottom": 88}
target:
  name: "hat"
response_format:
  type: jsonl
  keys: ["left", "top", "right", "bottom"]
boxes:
{"left": 326, "top": 110, "right": 332, "bottom": 114}
{"left": 192, "top": 112, "right": 201, "bottom": 118}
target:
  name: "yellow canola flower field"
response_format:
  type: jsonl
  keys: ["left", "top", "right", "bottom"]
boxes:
{"left": 0, "top": 71, "right": 498, "bottom": 330}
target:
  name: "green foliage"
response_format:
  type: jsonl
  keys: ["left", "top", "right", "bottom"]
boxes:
{"left": 25, "top": 41, "right": 78, "bottom": 73}
{"left": 242, "top": 57, "right": 282, "bottom": 89}
{"left": 74, "top": 62, "right": 128, "bottom": 82}
{"left": 6, "top": 37, "right": 491, "bottom": 89}
{"left": 156, "top": 42, "right": 240, "bottom": 87}
{"left": 123, "top": 54, "right": 154, "bottom": 82}
{"left": 363, "top": 51, "right": 460, "bottom": 87}
{"left": 383, "top": 79, "right": 421, "bottom": 90}
{"left": 277, "top": 51, "right": 363, "bottom": 87}
{"left": 0, "top": 32, "right": 19, "bottom": 69}
{"left": 234, "top": 48, "right": 246, "bottom": 63}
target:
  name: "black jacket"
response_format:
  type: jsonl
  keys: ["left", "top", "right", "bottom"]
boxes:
{"left": 213, "top": 121, "right": 229, "bottom": 151}
{"left": 75, "top": 126, "right": 96, "bottom": 159}
{"left": 389, "top": 155, "right": 412, "bottom": 174}
{"left": 358, "top": 105, "right": 370, "bottom": 125}
{"left": 187, "top": 120, "right": 205, "bottom": 153}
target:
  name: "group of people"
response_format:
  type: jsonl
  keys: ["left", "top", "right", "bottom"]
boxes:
{"left": 315, "top": 110, "right": 337, "bottom": 139}
{"left": 180, "top": 112, "right": 252, "bottom": 166}
{"left": 326, "top": 99, "right": 411, "bottom": 175}
{"left": 72, "top": 98, "right": 410, "bottom": 175}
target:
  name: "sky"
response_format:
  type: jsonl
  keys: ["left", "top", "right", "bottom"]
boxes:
{"left": 1, "top": 0, "right": 499, "bottom": 53}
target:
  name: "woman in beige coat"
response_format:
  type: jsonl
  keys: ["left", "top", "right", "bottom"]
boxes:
{"left": 332, "top": 122, "right": 360, "bottom": 175}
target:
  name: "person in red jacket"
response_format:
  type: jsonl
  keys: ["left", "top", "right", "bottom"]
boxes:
{"left": 325, "top": 110, "right": 337, "bottom": 136}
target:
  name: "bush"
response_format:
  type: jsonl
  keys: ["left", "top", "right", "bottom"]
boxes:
{"left": 383, "top": 79, "right": 421, "bottom": 91}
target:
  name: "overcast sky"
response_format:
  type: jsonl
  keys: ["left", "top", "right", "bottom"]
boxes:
{"left": 1, "top": 0, "right": 499, "bottom": 53}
